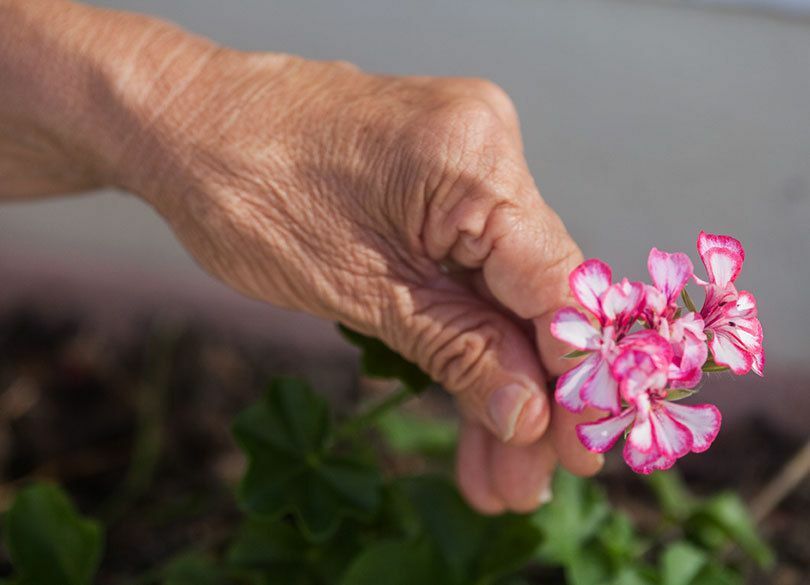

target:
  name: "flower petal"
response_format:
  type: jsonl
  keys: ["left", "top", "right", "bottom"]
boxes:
{"left": 644, "top": 284, "right": 667, "bottom": 319}
{"left": 698, "top": 231, "right": 745, "bottom": 263}
{"left": 668, "top": 323, "right": 708, "bottom": 388}
{"left": 623, "top": 440, "right": 665, "bottom": 474}
{"left": 661, "top": 401, "right": 721, "bottom": 453}
{"left": 648, "top": 248, "right": 694, "bottom": 304}
{"left": 576, "top": 408, "right": 636, "bottom": 453}
{"left": 732, "top": 290, "right": 758, "bottom": 317}
{"left": 579, "top": 356, "right": 621, "bottom": 414}
{"left": 555, "top": 353, "right": 600, "bottom": 412}
{"left": 550, "top": 308, "right": 601, "bottom": 350}
{"left": 649, "top": 404, "right": 693, "bottom": 460}
{"left": 601, "top": 279, "right": 645, "bottom": 328}
{"left": 703, "top": 248, "right": 743, "bottom": 288}
{"left": 612, "top": 332, "right": 672, "bottom": 402}
{"left": 628, "top": 410, "right": 654, "bottom": 452}
{"left": 709, "top": 331, "right": 753, "bottom": 375}
{"left": 752, "top": 348, "right": 765, "bottom": 377}
{"left": 569, "top": 259, "right": 612, "bottom": 320}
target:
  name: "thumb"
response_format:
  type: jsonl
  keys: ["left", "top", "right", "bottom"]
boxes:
{"left": 424, "top": 179, "right": 604, "bottom": 475}
{"left": 388, "top": 281, "right": 550, "bottom": 445}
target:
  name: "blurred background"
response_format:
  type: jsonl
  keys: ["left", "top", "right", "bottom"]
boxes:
{"left": 0, "top": 0, "right": 808, "bottom": 581}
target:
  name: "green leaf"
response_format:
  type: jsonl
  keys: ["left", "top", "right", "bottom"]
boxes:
{"left": 661, "top": 542, "right": 708, "bottom": 585}
{"left": 597, "top": 513, "right": 642, "bottom": 563}
{"left": 665, "top": 389, "right": 698, "bottom": 402}
{"left": 375, "top": 411, "right": 457, "bottom": 458}
{"left": 340, "top": 538, "right": 448, "bottom": 585}
{"left": 563, "top": 349, "right": 593, "bottom": 359}
{"left": 161, "top": 552, "right": 226, "bottom": 585}
{"left": 689, "top": 493, "right": 773, "bottom": 568}
{"left": 533, "top": 470, "right": 610, "bottom": 564}
{"left": 338, "top": 325, "right": 432, "bottom": 393}
{"left": 397, "top": 475, "right": 541, "bottom": 584}
{"left": 690, "top": 563, "right": 743, "bottom": 585}
{"left": 646, "top": 470, "right": 696, "bottom": 520}
{"left": 228, "top": 518, "right": 361, "bottom": 584}
{"left": 566, "top": 546, "right": 612, "bottom": 585}
{"left": 3, "top": 483, "right": 103, "bottom": 585}
{"left": 233, "top": 378, "right": 382, "bottom": 540}
{"left": 702, "top": 364, "right": 730, "bottom": 373}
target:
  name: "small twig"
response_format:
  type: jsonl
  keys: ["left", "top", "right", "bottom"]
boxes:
{"left": 750, "top": 438, "right": 810, "bottom": 524}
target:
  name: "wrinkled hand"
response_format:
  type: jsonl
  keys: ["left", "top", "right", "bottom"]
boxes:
{"left": 1, "top": 3, "right": 603, "bottom": 513}
{"left": 118, "top": 49, "right": 604, "bottom": 512}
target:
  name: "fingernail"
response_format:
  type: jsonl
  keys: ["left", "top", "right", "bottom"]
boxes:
{"left": 595, "top": 454, "right": 605, "bottom": 467}
{"left": 487, "top": 384, "right": 531, "bottom": 442}
{"left": 538, "top": 485, "right": 554, "bottom": 505}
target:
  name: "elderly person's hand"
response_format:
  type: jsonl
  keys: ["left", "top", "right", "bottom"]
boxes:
{"left": 1, "top": 0, "right": 602, "bottom": 513}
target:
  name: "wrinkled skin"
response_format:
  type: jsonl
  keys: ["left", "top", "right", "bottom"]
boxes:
{"left": 0, "top": 0, "right": 603, "bottom": 513}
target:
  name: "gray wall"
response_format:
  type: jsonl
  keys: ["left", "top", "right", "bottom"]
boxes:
{"left": 2, "top": 0, "right": 808, "bottom": 373}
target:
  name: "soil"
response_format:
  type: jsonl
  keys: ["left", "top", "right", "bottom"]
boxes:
{"left": 0, "top": 305, "right": 806, "bottom": 584}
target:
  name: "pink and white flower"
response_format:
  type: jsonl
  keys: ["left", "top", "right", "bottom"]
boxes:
{"left": 696, "top": 232, "right": 764, "bottom": 376}
{"left": 577, "top": 397, "right": 722, "bottom": 474}
{"left": 644, "top": 248, "right": 708, "bottom": 388}
{"left": 551, "top": 260, "right": 645, "bottom": 414}
{"left": 550, "top": 231, "right": 760, "bottom": 474}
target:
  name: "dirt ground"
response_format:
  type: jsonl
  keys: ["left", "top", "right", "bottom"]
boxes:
{"left": 0, "top": 305, "right": 806, "bottom": 584}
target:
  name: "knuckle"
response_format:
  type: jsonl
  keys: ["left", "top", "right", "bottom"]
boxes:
{"left": 462, "top": 78, "right": 518, "bottom": 122}
{"left": 426, "top": 317, "right": 503, "bottom": 392}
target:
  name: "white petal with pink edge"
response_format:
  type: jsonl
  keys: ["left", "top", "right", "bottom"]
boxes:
{"left": 555, "top": 353, "right": 601, "bottom": 412}
{"left": 623, "top": 440, "right": 668, "bottom": 475}
{"left": 732, "top": 290, "right": 758, "bottom": 316}
{"left": 702, "top": 248, "right": 743, "bottom": 288}
{"left": 576, "top": 408, "right": 636, "bottom": 453}
{"left": 579, "top": 356, "right": 621, "bottom": 414}
{"left": 698, "top": 231, "right": 745, "bottom": 262}
{"left": 628, "top": 413, "right": 654, "bottom": 452}
{"left": 649, "top": 406, "right": 693, "bottom": 460}
{"left": 648, "top": 248, "right": 694, "bottom": 304}
{"left": 569, "top": 259, "right": 612, "bottom": 320}
{"left": 709, "top": 332, "right": 753, "bottom": 375}
{"left": 550, "top": 308, "right": 601, "bottom": 350}
{"left": 661, "top": 401, "right": 721, "bottom": 453}
{"left": 601, "top": 280, "right": 645, "bottom": 325}
{"left": 752, "top": 348, "right": 765, "bottom": 377}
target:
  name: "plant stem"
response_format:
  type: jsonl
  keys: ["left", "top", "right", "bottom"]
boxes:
{"left": 750, "top": 438, "right": 810, "bottom": 523}
{"left": 101, "top": 322, "right": 181, "bottom": 524}
{"left": 335, "top": 385, "right": 413, "bottom": 439}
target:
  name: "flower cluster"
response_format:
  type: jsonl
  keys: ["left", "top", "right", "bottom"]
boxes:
{"left": 550, "top": 232, "right": 764, "bottom": 474}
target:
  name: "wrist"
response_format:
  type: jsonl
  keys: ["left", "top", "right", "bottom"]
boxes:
{"left": 0, "top": 0, "right": 222, "bottom": 195}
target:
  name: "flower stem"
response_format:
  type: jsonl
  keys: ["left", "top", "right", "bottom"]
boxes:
{"left": 681, "top": 288, "right": 698, "bottom": 313}
{"left": 335, "top": 385, "right": 413, "bottom": 439}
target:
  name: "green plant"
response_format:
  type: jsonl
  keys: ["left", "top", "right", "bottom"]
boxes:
{"left": 0, "top": 328, "right": 772, "bottom": 584}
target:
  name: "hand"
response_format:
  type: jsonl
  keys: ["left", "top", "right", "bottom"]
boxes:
{"left": 1, "top": 2, "right": 603, "bottom": 513}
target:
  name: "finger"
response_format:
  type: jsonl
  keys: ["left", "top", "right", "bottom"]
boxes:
{"left": 391, "top": 280, "right": 549, "bottom": 445}
{"left": 471, "top": 266, "right": 605, "bottom": 476}
{"left": 550, "top": 403, "right": 605, "bottom": 477}
{"left": 489, "top": 432, "right": 557, "bottom": 513}
{"left": 456, "top": 417, "right": 506, "bottom": 515}
{"left": 423, "top": 169, "right": 604, "bottom": 472}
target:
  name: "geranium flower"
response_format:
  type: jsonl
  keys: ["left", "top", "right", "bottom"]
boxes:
{"left": 550, "top": 232, "right": 760, "bottom": 474}
{"left": 550, "top": 259, "right": 645, "bottom": 414}
{"left": 644, "top": 248, "right": 708, "bottom": 388}
{"left": 695, "top": 232, "right": 764, "bottom": 376}
{"left": 576, "top": 396, "right": 722, "bottom": 474}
